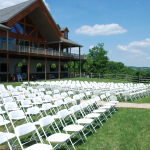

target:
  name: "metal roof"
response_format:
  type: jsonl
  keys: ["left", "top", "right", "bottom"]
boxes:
{"left": 0, "top": 24, "right": 11, "bottom": 30}
{"left": 0, "top": 0, "right": 37, "bottom": 23}
{"left": 60, "top": 27, "right": 69, "bottom": 32}
{"left": 61, "top": 38, "right": 83, "bottom": 47}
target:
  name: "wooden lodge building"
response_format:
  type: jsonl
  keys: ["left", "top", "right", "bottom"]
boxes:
{"left": 0, "top": 0, "right": 86, "bottom": 82}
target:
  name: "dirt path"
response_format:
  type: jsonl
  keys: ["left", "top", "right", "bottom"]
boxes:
{"left": 82, "top": 100, "right": 150, "bottom": 109}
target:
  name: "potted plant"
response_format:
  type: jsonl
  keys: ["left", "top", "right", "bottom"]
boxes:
{"left": 36, "top": 63, "right": 42, "bottom": 68}
{"left": 17, "top": 62, "right": 23, "bottom": 68}
{"left": 51, "top": 63, "right": 56, "bottom": 68}
{"left": 63, "top": 64, "right": 68, "bottom": 68}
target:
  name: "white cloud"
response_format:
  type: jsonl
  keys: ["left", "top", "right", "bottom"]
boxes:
{"left": 117, "top": 38, "right": 150, "bottom": 55}
{"left": 146, "top": 57, "right": 150, "bottom": 59}
{"left": 71, "top": 48, "right": 79, "bottom": 54}
{"left": 75, "top": 24, "right": 127, "bottom": 36}
{"left": 89, "top": 46, "right": 94, "bottom": 49}
{"left": 0, "top": 0, "right": 50, "bottom": 11}
{"left": 108, "top": 50, "right": 112, "bottom": 55}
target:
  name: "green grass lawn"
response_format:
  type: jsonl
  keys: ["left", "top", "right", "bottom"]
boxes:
{"left": 73, "top": 108, "right": 150, "bottom": 150}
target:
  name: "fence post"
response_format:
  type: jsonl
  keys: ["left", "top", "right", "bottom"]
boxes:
{"left": 126, "top": 74, "right": 128, "bottom": 81}
{"left": 139, "top": 76, "right": 140, "bottom": 83}
{"left": 116, "top": 73, "right": 117, "bottom": 80}
{"left": 84, "top": 72, "right": 85, "bottom": 77}
{"left": 107, "top": 73, "right": 108, "bottom": 79}
{"left": 99, "top": 73, "right": 100, "bottom": 79}
{"left": 75, "top": 72, "right": 76, "bottom": 77}
{"left": 91, "top": 73, "right": 92, "bottom": 78}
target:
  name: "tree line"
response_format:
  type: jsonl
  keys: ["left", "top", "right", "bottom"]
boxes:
{"left": 68, "top": 43, "right": 150, "bottom": 77}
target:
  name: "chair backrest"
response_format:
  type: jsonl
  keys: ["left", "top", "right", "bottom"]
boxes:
{"left": 15, "top": 123, "right": 36, "bottom": 137}
{"left": 39, "top": 116, "right": 54, "bottom": 127}
{"left": 58, "top": 109, "right": 68, "bottom": 118}
{"left": 12, "top": 92, "right": 19, "bottom": 96}
{"left": 21, "top": 100, "right": 32, "bottom": 106}
{"left": 9, "top": 110, "right": 25, "bottom": 119}
{"left": 5, "top": 102, "right": 18, "bottom": 111}
{"left": 46, "top": 91, "right": 52, "bottom": 95}
{"left": 1, "top": 93, "right": 9, "bottom": 98}
{"left": 17, "top": 95, "right": 25, "bottom": 100}
{"left": 73, "top": 95, "right": 80, "bottom": 100}
{"left": 0, "top": 132, "right": 10, "bottom": 144}
{"left": 80, "top": 102, "right": 88, "bottom": 108}
{"left": 34, "top": 97, "right": 42, "bottom": 103}
{"left": 55, "top": 100, "right": 63, "bottom": 106}
{"left": 0, "top": 115, "right": 4, "bottom": 122}
{"left": 27, "top": 107, "right": 40, "bottom": 114}
{"left": 71, "top": 105, "right": 81, "bottom": 113}
{"left": 23, "top": 90, "right": 30, "bottom": 94}
{"left": 42, "top": 103, "right": 52, "bottom": 110}
{"left": 3, "top": 97, "right": 13, "bottom": 103}
{"left": 44, "top": 95, "right": 52, "bottom": 101}
{"left": 38, "top": 92, "right": 44, "bottom": 97}
{"left": 28, "top": 94, "right": 36, "bottom": 98}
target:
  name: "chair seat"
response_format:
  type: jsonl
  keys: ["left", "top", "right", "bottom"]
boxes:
{"left": 25, "top": 143, "right": 53, "bottom": 150}
{"left": 5, "top": 132, "right": 16, "bottom": 140}
{"left": 64, "top": 125, "right": 84, "bottom": 132}
{"left": 100, "top": 105, "right": 111, "bottom": 109}
{"left": 0, "top": 120, "right": 10, "bottom": 126}
{"left": 47, "top": 133, "right": 70, "bottom": 142}
{"left": 20, "top": 105, "right": 32, "bottom": 108}
{"left": 7, "top": 108, "right": 20, "bottom": 111}
{"left": 85, "top": 113, "right": 100, "bottom": 118}
{"left": 11, "top": 116, "right": 26, "bottom": 120}
{"left": 33, "top": 121, "right": 40, "bottom": 125}
{"left": 53, "top": 115, "right": 61, "bottom": 119}
{"left": 76, "top": 118, "right": 93, "bottom": 124}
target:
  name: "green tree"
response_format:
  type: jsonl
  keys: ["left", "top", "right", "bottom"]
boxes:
{"left": 88, "top": 43, "right": 109, "bottom": 73}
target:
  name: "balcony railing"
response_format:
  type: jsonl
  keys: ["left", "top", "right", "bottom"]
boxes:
{"left": 0, "top": 43, "right": 87, "bottom": 60}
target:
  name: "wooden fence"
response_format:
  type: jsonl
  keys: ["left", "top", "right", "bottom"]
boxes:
{"left": 74, "top": 72, "right": 150, "bottom": 83}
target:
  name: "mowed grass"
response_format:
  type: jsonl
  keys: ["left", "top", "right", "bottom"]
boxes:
{"left": 74, "top": 108, "right": 150, "bottom": 150}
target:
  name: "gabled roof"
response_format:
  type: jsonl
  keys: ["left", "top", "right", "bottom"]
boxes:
{"left": 0, "top": 24, "right": 11, "bottom": 30}
{"left": 0, "top": 0, "right": 37, "bottom": 23}
{"left": 61, "top": 38, "right": 83, "bottom": 47}
{"left": 60, "top": 27, "right": 69, "bottom": 32}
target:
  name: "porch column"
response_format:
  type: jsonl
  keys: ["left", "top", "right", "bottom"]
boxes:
{"left": 6, "top": 30, "right": 9, "bottom": 51}
{"left": 59, "top": 42, "right": 61, "bottom": 56}
{"left": 45, "top": 58, "right": 47, "bottom": 80}
{"left": 59, "top": 58, "right": 60, "bottom": 79}
{"left": 7, "top": 54, "right": 9, "bottom": 83}
{"left": 86, "top": 60, "right": 87, "bottom": 77}
{"left": 70, "top": 46, "right": 71, "bottom": 78}
{"left": 74, "top": 61, "right": 75, "bottom": 78}
{"left": 79, "top": 47, "right": 81, "bottom": 78}
{"left": 28, "top": 56, "right": 30, "bottom": 82}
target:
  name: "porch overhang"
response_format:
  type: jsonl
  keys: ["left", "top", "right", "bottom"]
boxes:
{"left": 0, "top": 24, "right": 11, "bottom": 31}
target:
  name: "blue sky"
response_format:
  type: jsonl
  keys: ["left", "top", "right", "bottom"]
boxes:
{"left": 1, "top": 0, "right": 150, "bottom": 67}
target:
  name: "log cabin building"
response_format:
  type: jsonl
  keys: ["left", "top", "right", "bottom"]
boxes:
{"left": 0, "top": 0, "right": 86, "bottom": 82}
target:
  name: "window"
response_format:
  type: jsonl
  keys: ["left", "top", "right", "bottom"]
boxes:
{"left": 63, "top": 48, "right": 67, "bottom": 53}
{"left": 30, "top": 31, "right": 36, "bottom": 37}
{"left": 11, "top": 26, "right": 18, "bottom": 33}
{"left": 48, "top": 46, "right": 53, "bottom": 50}
{"left": 38, "top": 32, "right": 43, "bottom": 39}
{"left": 39, "top": 43, "right": 45, "bottom": 49}
{"left": 37, "top": 65, "right": 45, "bottom": 72}
{"left": 1, "top": 64, "right": 7, "bottom": 72}
{"left": 61, "top": 65, "right": 67, "bottom": 71}
{"left": 26, "top": 16, "right": 33, "bottom": 25}
{"left": 25, "top": 26, "right": 34, "bottom": 35}
{"left": 32, "top": 42, "right": 38, "bottom": 48}
{"left": 15, "top": 23, "right": 24, "bottom": 34}
{"left": 65, "top": 32, "right": 68, "bottom": 38}
{"left": 50, "top": 65, "right": 58, "bottom": 71}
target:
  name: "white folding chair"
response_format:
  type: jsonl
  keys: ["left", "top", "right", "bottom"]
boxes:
{"left": 14, "top": 123, "right": 53, "bottom": 150}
